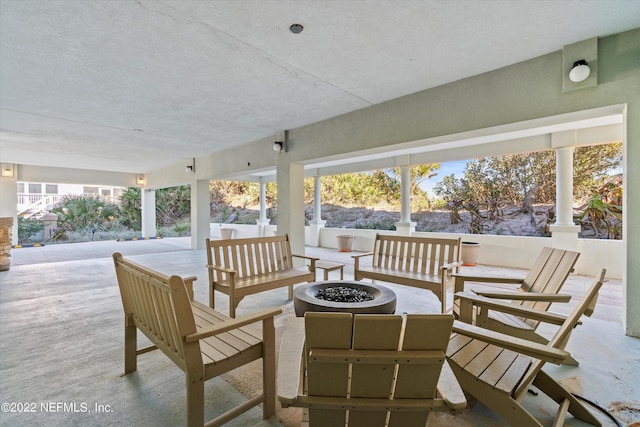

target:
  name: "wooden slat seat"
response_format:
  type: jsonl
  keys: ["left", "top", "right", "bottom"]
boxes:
{"left": 353, "top": 234, "right": 462, "bottom": 313}
{"left": 206, "top": 235, "right": 318, "bottom": 317}
{"left": 113, "top": 252, "right": 281, "bottom": 426}
{"left": 447, "top": 269, "right": 607, "bottom": 427}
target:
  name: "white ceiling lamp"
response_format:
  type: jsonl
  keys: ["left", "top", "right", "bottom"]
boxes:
{"left": 273, "top": 141, "right": 283, "bottom": 152}
{"left": 185, "top": 158, "right": 195, "bottom": 174}
{"left": 569, "top": 60, "right": 590, "bottom": 83}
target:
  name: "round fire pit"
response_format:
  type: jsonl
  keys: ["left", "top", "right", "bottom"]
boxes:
{"left": 293, "top": 281, "right": 396, "bottom": 317}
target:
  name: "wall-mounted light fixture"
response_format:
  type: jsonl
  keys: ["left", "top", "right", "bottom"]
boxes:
{"left": 273, "top": 141, "right": 284, "bottom": 152}
{"left": 569, "top": 60, "right": 591, "bottom": 83}
{"left": 1, "top": 163, "right": 15, "bottom": 178}
{"left": 136, "top": 174, "right": 145, "bottom": 185}
{"left": 185, "top": 158, "right": 196, "bottom": 174}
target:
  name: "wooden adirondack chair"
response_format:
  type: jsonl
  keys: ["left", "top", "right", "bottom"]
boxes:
{"left": 278, "top": 312, "right": 466, "bottom": 427}
{"left": 452, "top": 247, "right": 580, "bottom": 362}
{"left": 447, "top": 269, "right": 606, "bottom": 427}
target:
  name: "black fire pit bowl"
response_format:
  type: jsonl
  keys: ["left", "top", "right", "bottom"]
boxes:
{"left": 293, "top": 281, "right": 396, "bottom": 317}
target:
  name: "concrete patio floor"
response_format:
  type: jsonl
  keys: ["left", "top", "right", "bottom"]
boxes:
{"left": 1, "top": 237, "right": 638, "bottom": 426}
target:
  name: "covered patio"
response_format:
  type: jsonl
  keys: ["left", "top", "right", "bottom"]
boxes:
{"left": 1, "top": 2, "right": 640, "bottom": 426}
{"left": 1, "top": 238, "right": 637, "bottom": 426}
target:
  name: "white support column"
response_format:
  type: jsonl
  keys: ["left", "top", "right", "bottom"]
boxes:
{"left": 395, "top": 164, "right": 416, "bottom": 236}
{"left": 141, "top": 189, "right": 156, "bottom": 238}
{"left": 309, "top": 175, "right": 326, "bottom": 247}
{"left": 190, "top": 179, "right": 210, "bottom": 250}
{"left": 256, "top": 178, "right": 271, "bottom": 236}
{"left": 0, "top": 165, "right": 18, "bottom": 246}
{"left": 276, "top": 161, "right": 305, "bottom": 263}
{"left": 550, "top": 136, "right": 580, "bottom": 251}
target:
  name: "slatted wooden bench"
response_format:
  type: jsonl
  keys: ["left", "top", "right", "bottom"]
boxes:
{"left": 352, "top": 234, "right": 463, "bottom": 313}
{"left": 113, "top": 252, "right": 282, "bottom": 427}
{"left": 206, "top": 234, "right": 318, "bottom": 318}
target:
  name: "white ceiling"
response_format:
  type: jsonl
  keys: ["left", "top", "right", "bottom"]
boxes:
{"left": 1, "top": 0, "right": 638, "bottom": 174}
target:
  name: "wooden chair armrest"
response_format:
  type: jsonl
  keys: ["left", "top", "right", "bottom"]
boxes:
{"left": 452, "top": 321, "right": 569, "bottom": 364}
{"left": 473, "top": 289, "right": 572, "bottom": 302}
{"left": 292, "top": 254, "right": 319, "bottom": 261}
{"left": 351, "top": 252, "right": 373, "bottom": 259}
{"left": 185, "top": 307, "right": 282, "bottom": 342}
{"left": 437, "top": 361, "right": 467, "bottom": 411}
{"left": 451, "top": 273, "right": 525, "bottom": 284}
{"left": 206, "top": 264, "right": 236, "bottom": 274}
{"left": 292, "top": 254, "right": 319, "bottom": 271}
{"left": 277, "top": 317, "right": 306, "bottom": 406}
{"left": 456, "top": 292, "right": 568, "bottom": 325}
{"left": 441, "top": 260, "right": 464, "bottom": 271}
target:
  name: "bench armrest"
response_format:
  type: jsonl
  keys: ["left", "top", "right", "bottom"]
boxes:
{"left": 206, "top": 264, "right": 236, "bottom": 275}
{"left": 351, "top": 252, "right": 373, "bottom": 259}
{"left": 277, "top": 317, "right": 306, "bottom": 406}
{"left": 451, "top": 273, "right": 525, "bottom": 284}
{"left": 292, "top": 254, "right": 319, "bottom": 272}
{"left": 452, "top": 320, "right": 569, "bottom": 364}
{"left": 456, "top": 291, "right": 568, "bottom": 326}
{"left": 452, "top": 273, "right": 524, "bottom": 294}
{"left": 185, "top": 307, "right": 282, "bottom": 342}
{"left": 472, "top": 289, "right": 572, "bottom": 302}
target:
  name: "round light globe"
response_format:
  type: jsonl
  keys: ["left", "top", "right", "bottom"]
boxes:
{"left": 569, "top": 61, "right": 590, "bottom": 83}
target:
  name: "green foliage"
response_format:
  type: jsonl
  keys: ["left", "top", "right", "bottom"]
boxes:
{"left": 52, "top": 195, "right": 120, "bottom": 237}
{"left": 118, "top": 187, "right": 142, "bottom": 231}
{"left": 433, "top": 144, "right": 622, "bottom": 237}
{"left": 17, "top": 216, "right": 44, "bottom": 244}
{"left": 155, "top": 185, "right": 191, "bottom": 226}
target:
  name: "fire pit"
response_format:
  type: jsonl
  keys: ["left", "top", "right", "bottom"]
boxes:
{"left": 293, "top": 281, "right": 396, "bottom": 317}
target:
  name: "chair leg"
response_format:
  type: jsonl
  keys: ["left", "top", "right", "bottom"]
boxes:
{"left": 262, "top": 317, "right": 276, "bottom": 418}
{"left": 124, "top": 320, "right": 137, "bottom": 374}
{"left": 533, "top": 370, "right": 601, "bottom": 426}
{"left": 186, "top": 375, "right": 205, "bottom": 427}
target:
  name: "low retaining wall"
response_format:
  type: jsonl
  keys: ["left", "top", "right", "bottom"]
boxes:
{"left": 318, "top": 227, "right": 622, "bottom": 279}
{"left": 207, "top": 223, "right": 623, "bottom": 279}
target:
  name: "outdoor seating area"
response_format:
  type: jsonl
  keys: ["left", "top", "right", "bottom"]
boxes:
{"left": 1, "top": 238, "right": 638, "bottom": 426}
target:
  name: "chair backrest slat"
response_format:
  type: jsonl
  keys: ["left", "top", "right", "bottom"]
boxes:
{"left": 371, "top": 234, "right": 461, "bottom": 277}
{"left": 303, "top": 312, "right": 454, "bottom": 426}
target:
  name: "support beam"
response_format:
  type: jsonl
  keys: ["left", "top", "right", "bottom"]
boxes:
{"left": 309, "top": 175, "right": 326, "bottom": 247}
{"left": 256, "top": 178, "right": 271, "bottom": 236}
{"left": 396, "top": 164, "right": 416, "bottom": 235}
{"left": 550, "top": 134, "right": 580, "bottom": 251}
{"left": 190, "top": 179, "right": 210, "bottom": 250}
{"left": 141, "top": 189, "right": 156, "bottom": 238}
{"left": 276, "top": 162, "right": 305, "bottom": 260}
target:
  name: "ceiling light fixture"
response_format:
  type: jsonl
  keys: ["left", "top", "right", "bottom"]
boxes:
{"left": 569, "top": 60, "right": 590, "bottom": 83}
{"left": 1, "top": 163, "right": 14, "bottom": 178}
{"left": 289, "top": 24, "right": 303, "bottom": 34}
{"left": 273, "top": 141, "right": 283, "bottom": 152}
{"left": 186, "top": 158, "right": 195, "bottom": 174}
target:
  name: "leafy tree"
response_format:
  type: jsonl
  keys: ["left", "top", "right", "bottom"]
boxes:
{"left": 155, "top": 185, "right": 190, "bottom": 226}
{"left": 118, "top": 187, "right": 142, "bottom": 231}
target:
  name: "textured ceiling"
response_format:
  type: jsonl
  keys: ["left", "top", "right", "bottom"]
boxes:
{"left": 1, "top": 0, "right": 639, "bottom": 173}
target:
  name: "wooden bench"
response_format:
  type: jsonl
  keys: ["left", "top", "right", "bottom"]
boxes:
{"left": 113, "top": 252, "right": 282, "bottom": 427}
{"left": 352, "top": 234, "right": 462, "bottom": 313}
{"left": 206, "top": 234, "right": 318, "bottom": 318}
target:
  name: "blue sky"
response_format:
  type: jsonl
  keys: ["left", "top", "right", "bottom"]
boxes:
{"left": 420, "top": 159, "right": 469, "bottom": 194}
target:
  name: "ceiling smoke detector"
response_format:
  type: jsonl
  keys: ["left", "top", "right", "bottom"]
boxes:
{"left": 289, "top": 24, "right": 303, "bottom": 34}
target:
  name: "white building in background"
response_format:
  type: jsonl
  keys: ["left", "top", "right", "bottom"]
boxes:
{"left": 17, "top": 181, "right": 125, "bottom": 218}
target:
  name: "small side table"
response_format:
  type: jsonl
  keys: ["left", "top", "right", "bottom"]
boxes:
{"left": 315, "top": 261, "right": 345, "bottom": 281}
